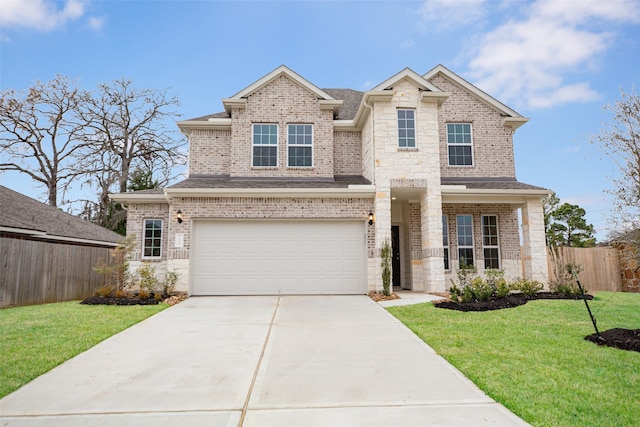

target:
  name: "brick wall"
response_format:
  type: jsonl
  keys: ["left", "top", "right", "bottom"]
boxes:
{"left": 229, "top": 75, "right": 335, "bottom": 178}
{"left": 125, "top": 203, "right": 170, "bottom": 261}
{"left": 334, "top": 131, "right": 362, "bottom": 175}
{"left": 188, "top": 129, "right": 231, "bottom": 176}
{"left": 428, "top": 74, "right": 517, "bottom": 178}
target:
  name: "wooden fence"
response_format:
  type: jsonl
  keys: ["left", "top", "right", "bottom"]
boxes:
{"left": 546, "top": 246, "right": 622, "bottom": 293}
{"left": 0, "top": 234, "right": 114, "bottom": 308}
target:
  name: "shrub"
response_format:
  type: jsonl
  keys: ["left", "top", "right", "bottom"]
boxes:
{"left": 136, "top": 262, "right": 160, "bottom": 293}
{"left": 380, "top": 239, "right": 392, "bottom": 296}
{"left": 164, "top": 271, "right": 179, "bottom": 296}
{"left": 461, "top": 285, "right": 475, "bottom": 303}
{"left": 512, "top": 278, "right": 544, "bottom": 297}
{"left": 138, "top": 289, "right": 150, "bottom": 300}
{"left": 495, "top": 278, "right": 511, "bottom": 299}
{"left": 93, "top": 236, "right": 135, "bottom": 293}
{"left": 95, "top": 285, "right": 113, "bottom": 298}
{"left": 114, "top": 289, "right": 126, "bottom": 299}
{"left": 449, "top": 283, "right": 461, "bottom": 301}
{"left": 469, "top": 276, "right": 493, "bottom": 301}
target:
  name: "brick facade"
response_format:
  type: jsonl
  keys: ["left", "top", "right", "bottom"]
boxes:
{"left": 118, "top": 65, "right": 548, "bottom": 295}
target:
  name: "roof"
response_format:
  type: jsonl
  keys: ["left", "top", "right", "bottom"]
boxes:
{"left": 0, "top": 185, "right": 122, "bottom": 245}
{"left": 168, "top": 175, "right": 371, "bottom": 190}
{"left": 440, "top": 177, "right": 548, "bottom": 191}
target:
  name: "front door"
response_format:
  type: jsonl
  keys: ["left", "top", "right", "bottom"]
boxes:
{"left": 391, "top": 226, "right": 402, "bottom": 289}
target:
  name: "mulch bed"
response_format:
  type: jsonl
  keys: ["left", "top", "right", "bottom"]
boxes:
{"left": 368, "top": 292, "right": 401, "bottom": 302}
{"left": 81, "top": 296, "right": 161, "bottom": 305}
{"left": 585, "top": 328, "right": 640, "bottom": 353}
{"left": 434, "top": 292, "right": 594, "bottom": 312}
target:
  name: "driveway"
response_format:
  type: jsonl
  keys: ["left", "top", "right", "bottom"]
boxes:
{"left": 0, "top": 296, "right": 528, "bottom": 426}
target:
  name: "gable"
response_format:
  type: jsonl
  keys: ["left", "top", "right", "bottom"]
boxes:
{"left": 424, "top": 65, "right": 528, "bottom": 130}
{"left": 222, "top": 65, "right": 342, "bottom": 116}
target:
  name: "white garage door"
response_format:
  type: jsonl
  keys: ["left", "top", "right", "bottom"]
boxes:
{"left": 191, "top": 220, "right": 367, "bottom": 295}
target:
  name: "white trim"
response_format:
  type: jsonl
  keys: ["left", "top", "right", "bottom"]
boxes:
{"left": 164, "top": 186, "right": 376, "bottom": 199}
{"left": 142, "top": 218, "right": 163, "bottom": 260}
{"left": 456, "top": 214, "right": 475, "bottom": 268}
{"left": 397, "top": 108, "right": 416, "bottom": 149}
{"left": 446, "top": 122, "right": 474, "bottom": 166}
{"left": 109, "top": 192, "right": 168, "bottom": 203}
{"left": 176, "top": 118, "right": 232, "bottom": 136}
{"left": 441, "top": 187, "right": 550, "bottom": 204}
{"left": 372, "top": 67, "right": 442, "bottom": 92}
{"left": 252, "top": 123, "right": 279, "bottom": 168}
{"left": 287, "top": 123, "right": 314, "bottom": 168}
{"left": 423, "top": 64, "right": 528, "bottom": 129}
{"left": 481, "top": 214, "right": 500, "bottom": 270}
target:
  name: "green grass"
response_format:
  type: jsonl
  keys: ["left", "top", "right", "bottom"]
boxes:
{"left": 388, "top": 292, "right": 640, "bottom": 427}
{"left": 0, "top": 301, "right": 167, "bottom": 398}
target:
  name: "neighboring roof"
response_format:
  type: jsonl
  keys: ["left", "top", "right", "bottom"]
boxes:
{"left": 0, "top": 185, "right": 122, "bottom": 245}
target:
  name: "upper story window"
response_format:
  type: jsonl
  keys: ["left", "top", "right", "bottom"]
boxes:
{"left": 288, "top": 124, "right": 313, "bottom": 167}
{"left": 456, "top": 214, "right": 474, "bottom": 268}
{"left": 143, "top": 219, "right": 162, "bottom": 258}
{"left": 253, "top": 124, "right": 278, "bottom": 167}
{"left": 397, "top": 109, "right": 416, "bottom": 148}
{"left": 482, "top": 215, "right": 500, "bottom": 269}
{"left": 447, "top": 123, "right": 473, "bottom": 166}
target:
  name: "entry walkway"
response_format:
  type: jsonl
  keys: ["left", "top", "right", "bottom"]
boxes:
{"left": 0, "top": 296, "right": 528, "bottom": 426}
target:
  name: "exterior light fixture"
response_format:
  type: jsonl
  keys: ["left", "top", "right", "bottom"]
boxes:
{"left": 368, "top": 212, "right": 375, "bottom": 225}
{"left": 177, "top": 209, "right": 183, "bottom": 224}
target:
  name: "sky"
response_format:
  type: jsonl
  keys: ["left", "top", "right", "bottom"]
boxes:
{"left": 1, "top": 0, "right": 640, "bottom": 241}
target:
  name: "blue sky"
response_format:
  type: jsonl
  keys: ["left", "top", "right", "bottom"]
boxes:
{"left": 1, "top": 0, "right": 640, "bottom": 240}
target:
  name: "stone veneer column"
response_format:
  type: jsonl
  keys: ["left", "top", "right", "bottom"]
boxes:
{"left": 521, "top": 198, "right": 549, "bottom": 283}
{"left": 372, "top": 183, "right": 392, "bottom": 292}
{"left": 420, "top": 188, "right": 445, "bottom": 293}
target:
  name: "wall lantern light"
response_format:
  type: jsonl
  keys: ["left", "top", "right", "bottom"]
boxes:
{"left": 368, "top": 212, "right": 375, "bottom": 225}
{"left": 177, "top": 209, "right": 183, "bottom": 224}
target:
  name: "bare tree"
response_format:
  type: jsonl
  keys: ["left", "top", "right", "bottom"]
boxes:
{"left": 76, "top": 78, "right": 186, "bottom": 228}
{"left": 0, "top": 76, "right": 87, "bottom": 207}
{"left": 594, "top": 87, "right": 640, "bottom": 220}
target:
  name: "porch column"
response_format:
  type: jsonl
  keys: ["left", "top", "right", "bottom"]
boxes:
{"left": 521, "top": 197, "right": 548, "bottom": 284}
{"left": 420, "top": 188, "right": 445, "bottom": 293}
{"left": 372, "top": 184, "right": 392, "bottom": 292}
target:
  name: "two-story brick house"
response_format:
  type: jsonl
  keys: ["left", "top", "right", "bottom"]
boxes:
{"left": 112, "top": 65, "right": 549, "bottom": 295}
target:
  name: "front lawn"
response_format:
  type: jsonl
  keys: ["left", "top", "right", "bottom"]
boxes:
{"left": 389, "top": 292, "right": 640, "bottom": 427}
{"left": 0, "top": 301, "right": 167, "bottom": 398}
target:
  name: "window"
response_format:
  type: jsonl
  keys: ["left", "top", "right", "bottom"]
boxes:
{"left": 482, "top": 215, "right": 500, "bottom": 269}
{"left": 253, "top": 124, "right": 278, "bottom": 167}
{"left": 288, "top": 124, "right": 313, "bottom": 167}
{"left": 397, "top": 109, "right": 416, "bottom": 148}
{"left": 442, "top": 215, "right": 450, "bottom": 271}
{"left": 456, "top": 215, "right": 474, "bottom": 268}
{"left": 447, "top": 123, "right": 473, "bottom": 166}
{"left": 143, "top": 219, "right": 162, "bottom": 258}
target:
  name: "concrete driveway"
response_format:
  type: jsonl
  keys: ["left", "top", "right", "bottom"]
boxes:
{"left": 0, "top": 296, "right": 528, "bottom": 426}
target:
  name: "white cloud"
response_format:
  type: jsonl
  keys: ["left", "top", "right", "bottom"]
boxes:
{"left": 418, "top": 0, "right": 487, "bottom": 31}
{"left": 87, "top": 15, "right": 106, "bottom": 32}
{"left": 0, "top": 0, "right": 86, "bottom": 31}
{"left": 465, "top": 0, "right": 640, "bottom": 110}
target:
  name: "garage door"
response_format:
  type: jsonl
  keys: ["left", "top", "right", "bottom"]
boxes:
{"left": 191, "top": 220, "right": 367, "bottom": 295}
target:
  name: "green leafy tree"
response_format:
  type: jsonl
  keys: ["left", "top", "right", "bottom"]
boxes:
{"left": 544, "top": 193, "right": 595, "bottom": 248}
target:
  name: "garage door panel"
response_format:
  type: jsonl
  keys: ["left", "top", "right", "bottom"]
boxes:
{"left": 191, "top": 220, "right": 366, "bottom": 295}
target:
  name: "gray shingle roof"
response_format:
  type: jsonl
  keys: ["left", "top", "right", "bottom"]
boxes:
{"left": 0, "top": 185, "right": 122, "bottom": 244}
{"left": 440, "top": 177, "right": 548, "bottom": 191}
{"left": 169, "top": 175, "right": 371, "bottom": 189}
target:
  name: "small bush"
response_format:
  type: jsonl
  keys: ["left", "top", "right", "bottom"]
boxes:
{"left": 449, "top": 283, "right": 461, "bottom": 301}
{"left": 461, "top": 285, "right": 475, "bottom": 303}
{"left": 154, "top": 293, "right": 164, "bottom": 302}
{"left": 114, "top": 289, "right": 126, "bottom": 299}
{"left": 512, "top": 278, "right": 544, "bottom": 297}
{"left": 136, "top": 263, "right": 160, "bottom": 293}
{"left": 95, "top": 285, "right": 114, "bottom": 298}
{"left": 164, "top": 271, "right": 179, "bottom": 296}
{"left": 469, "top": 276, "right": 493, "bottom": 301}
{"left": 138, "top": 289, "right": 150, "bottom": 300}
{"left": 495, "top": 278, "right": 511, "bottom": 299}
